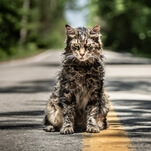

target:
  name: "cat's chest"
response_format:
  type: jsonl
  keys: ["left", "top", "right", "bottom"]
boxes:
{"left": 62, "top": 65, "right": 102, "bottom": 90}
{"left": 62, "top": 65, "right": 102, "bottom": 110}
{"left": 70, "top": 67, "right": 99, "bottom": 109}
{"left": 73, "top": 78, "right": 91, "bottom": 110}
{"left": 71, "top": 66, "right": 101, "bottom": 86}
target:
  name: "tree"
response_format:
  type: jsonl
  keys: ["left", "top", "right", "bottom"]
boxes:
{"left": 19, "top": 0, "right": 30, "bottom": 45}
{"left": 0, "top": 0, "right": 73, "bottom": 60}
{"left": 89, "top": 0, "right": 151, "bottom": 57}
{"left": 0, "top": 0, "right": 21, "bottom": 52}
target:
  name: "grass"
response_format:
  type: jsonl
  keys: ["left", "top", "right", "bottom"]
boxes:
{"left": 0, "top": 45, "right": 46, "bottom": 62}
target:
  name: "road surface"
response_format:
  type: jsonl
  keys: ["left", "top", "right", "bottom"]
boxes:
{"left": 0, "top": 50, "right": 151, "bottom": 151}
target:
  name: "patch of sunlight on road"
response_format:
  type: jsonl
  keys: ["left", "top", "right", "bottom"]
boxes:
{"left": 82, "top": 102, "right": 134, "bottom": 151}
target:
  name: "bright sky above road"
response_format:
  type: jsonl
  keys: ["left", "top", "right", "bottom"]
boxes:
{"left": 64, "top": 0, "right": 88, "bottom": 27}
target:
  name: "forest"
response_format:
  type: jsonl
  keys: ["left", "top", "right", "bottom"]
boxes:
{"left": 89, "top": 0, "right": 151, "bottom": 57}
{"left": 0, "top": 0, "right": 151, "bottom": 61}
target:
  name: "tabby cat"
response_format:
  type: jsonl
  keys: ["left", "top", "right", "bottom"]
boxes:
{"left": 43, "top": 24, "right": 109, "bottom": 134}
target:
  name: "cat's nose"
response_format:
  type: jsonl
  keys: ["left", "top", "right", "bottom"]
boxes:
{"left": 80, "top": 53, "right": 85, "bottom": 57}
{"left": 80, "top": 48, "right": 85, "bottom": 57}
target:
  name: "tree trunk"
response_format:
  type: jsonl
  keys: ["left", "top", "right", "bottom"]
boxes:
{"left": 19, "top": 0, "right": 30, "bottom": 45}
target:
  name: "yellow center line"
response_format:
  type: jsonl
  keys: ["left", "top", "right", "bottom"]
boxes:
{"left": 82, "top": 102, "right": 134, "bottom": 151}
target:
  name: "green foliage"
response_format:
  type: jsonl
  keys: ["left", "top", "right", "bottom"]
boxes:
{"left": 0, "top": 0, "right": 70, "bottom": 61}
{"left": 0, "top": 45, "right": 42, "bottom": 62}
{"left": 0, "top": 0, "right": 21, "bottom": 51}
{"left": 89, "top": 0, "right": 151, "bottom": 57}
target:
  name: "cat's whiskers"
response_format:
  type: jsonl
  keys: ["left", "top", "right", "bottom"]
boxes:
{"left": 89, "top": 55, "right": 100, "bottom": 61}
{"left": 65, "top": 53, "right": 75, "bottom": 60}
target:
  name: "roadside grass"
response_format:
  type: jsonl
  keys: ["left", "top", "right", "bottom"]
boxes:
{"left": 0, "top": 41, "right": 64, "bottom": 62}
{"left": 0, "top": 46, "right": 46, "bottom": 62}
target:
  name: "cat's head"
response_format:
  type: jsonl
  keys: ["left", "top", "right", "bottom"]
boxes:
{"left": 65, "top": 24, "right": 103, "bottom": 62}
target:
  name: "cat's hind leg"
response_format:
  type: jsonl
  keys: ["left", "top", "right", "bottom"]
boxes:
{"left": 43, "top": 115, "right": 55, "bottom": 132}
{"left": 43, "top": 100, "right": 63, "bottom": 132}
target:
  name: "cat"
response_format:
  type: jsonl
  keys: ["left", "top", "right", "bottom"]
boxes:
{"left": 43, "top": 24, "right": 110, "bottom": 134}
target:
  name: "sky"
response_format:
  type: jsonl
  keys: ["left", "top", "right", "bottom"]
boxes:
{"left": 64, "top": 0, "right": 89, "bottom": 27}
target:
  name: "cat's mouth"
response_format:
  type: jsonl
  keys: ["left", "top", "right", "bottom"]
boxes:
{"left": 71, "top": 53, "right": 89, "bottom": 62}
{"left": 77, "top": 56, "right": 88, "bottom": 62}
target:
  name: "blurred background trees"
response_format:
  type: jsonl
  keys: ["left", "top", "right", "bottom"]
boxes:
{"left": 0, "top": 0, "right": 70, "bottom": 60}
{"left": 89, "top": 0, "right": 151, "bottom": 57}
{"left": 0, "top": 0, "right": 151, "bottom": 61}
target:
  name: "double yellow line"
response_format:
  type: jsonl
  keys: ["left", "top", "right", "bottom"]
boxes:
{"left": 82, "top": 103, "right": 134, "bottom": 151}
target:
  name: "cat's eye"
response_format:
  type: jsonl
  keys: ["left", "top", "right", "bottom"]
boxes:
{"left": 86, "top": 44, "right": 92, "bottom": 51}
{"left": 73, "top": 43, "right": 79, "bottom": 47}
{"left": 73, "top": 43, "right": 80, "bottom": 49}
{"left": 87, "top": 44, "right": 91, "bottom": 48}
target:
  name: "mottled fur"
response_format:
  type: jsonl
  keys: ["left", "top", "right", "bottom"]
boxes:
{"left": 44, "top": 25, "right": 110, "bottom": 134}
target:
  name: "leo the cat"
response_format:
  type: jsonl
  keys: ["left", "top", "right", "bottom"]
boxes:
{"left": 43, "top": 24, "right": 110, "bottom": 134}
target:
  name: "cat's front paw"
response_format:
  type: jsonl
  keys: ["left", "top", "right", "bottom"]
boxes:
{"left": 60, "top": 126, "right": 74, "bottom": 134}
{"left": 86, "top": 125, "right": 100, "bottom": 133}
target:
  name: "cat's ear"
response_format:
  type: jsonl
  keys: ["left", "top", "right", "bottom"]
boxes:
{"left": 65, "top": 24, "right": 75, "bottom": 37}
{"left": 90, "top": 25, "right": 101, "bottom": 34}
{"left": 65, "top": 24, "right": 72, "bottom": 31}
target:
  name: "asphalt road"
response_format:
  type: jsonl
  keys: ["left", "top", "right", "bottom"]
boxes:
{"left": 0, "top": 50, "right": 151, "bottom": 151}
{"left": 104, "top": 51, "right": 151, "bottom": 151}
